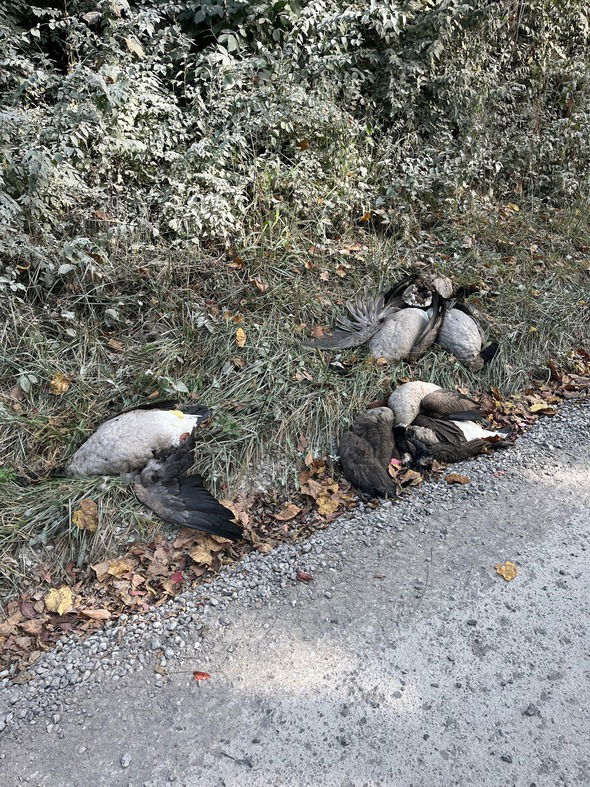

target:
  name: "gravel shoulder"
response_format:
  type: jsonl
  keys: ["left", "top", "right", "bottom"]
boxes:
{"left": 0, "top": 401, "right": 589, "bottom": 786}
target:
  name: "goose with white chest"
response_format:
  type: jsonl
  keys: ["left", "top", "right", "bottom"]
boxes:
{"left": 63, "top": 401, "right": 242, "bottom": 540}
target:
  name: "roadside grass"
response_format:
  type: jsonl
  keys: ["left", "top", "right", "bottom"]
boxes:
{"left": 0, "top": 200, "right": 588, "bottom": 603}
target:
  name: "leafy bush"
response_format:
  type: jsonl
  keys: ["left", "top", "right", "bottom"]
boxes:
{"left": 1, "top": 0, "right": 589, "bottom": 289}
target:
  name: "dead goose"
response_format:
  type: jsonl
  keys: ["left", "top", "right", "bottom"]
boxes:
{"left": 437, "top": 303, "right": 498, "bottom": 371}
{"left": 386, "top": 381, "right": 442, "bottom": 427}
{"left": 338, "top": 407, "right": 400, "bottom": 497}
{"left": 64, "top": 402, "right": 241, "bottom": 540}
{"left": 303, "top": 272, "right": 452, "bottom": 360}
{"left": 368, "top": 294, "right": 446, "bottom": 362}
{"left": 387, "top": 381, "right": 485, "bottom": 427}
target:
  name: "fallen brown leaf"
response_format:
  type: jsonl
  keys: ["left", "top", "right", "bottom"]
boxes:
{"left": 193, "top": 671, "right": 211, "bottom": 681}
{"left": 106, "top": 338, "right": 125, "bottom": 353}
{"left": 72, "top": 498, "right": 98, "bottom": 532}
{"left": 296, "top": 570, "right": 313, "bottom": 582}
{"left": 495, "top": 561, "right": 518, "bottom": 581}
{"left": 79, "top": 608, "right": 111, "bottom": 621}
{"left": 273, "top": 503, "right": 302, "bottom": 522}
{"left": 445, "top": 473, "right": 471, "bottom": 485}
{"left": 49, "top": 373, "right": 71, "bottom": 396}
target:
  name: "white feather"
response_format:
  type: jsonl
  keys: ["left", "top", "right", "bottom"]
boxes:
{"left": 65, "top": 409, "right": 203, "bottom": 476}
{"left": 451, "top": 420, "right": 504, "bottom": 440}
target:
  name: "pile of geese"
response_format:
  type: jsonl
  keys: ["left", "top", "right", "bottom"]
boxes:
{"left": 339, "top": 381, "right": 511, "bottom": 498}
{"left": 37, "top": 271, "right": 500, "bottom": 536}
{"left": 304, "top": 271, "right": 497, "bottom": 371}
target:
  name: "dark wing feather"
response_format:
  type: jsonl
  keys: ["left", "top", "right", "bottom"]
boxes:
{"left": 383, "top": 274, "right": 416, "bottom": 302}
{"left": 338, "top": 430, "right": 399, "bottom": 498}
{"left": 420, "top": 389, "right": 484, "bottom": 420}
{"left": 304, "top": 293, "right": 396, "bottom": 350}
{"left": 412, "top": 414, "right": 466, "bottom": 445}
{"left": 134, "top": 477, "right": 241, "bottom": 540}
{"left": 408, "top": 294, "right": 446, "bottom": 360}
{"left": 429, "top": 437, "right": 510, "bottom": 463}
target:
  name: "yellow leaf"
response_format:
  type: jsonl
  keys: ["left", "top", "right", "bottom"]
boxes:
{"left": 72, "top": 498, "right": 98, "bottom": 532}
{"left": 359, "top": 211, "right": 371, "bottom": 222}
{"left": 235, "top": 327, "right": 247, "bottom": 348}
{"left": 273, "top": 503, "right": 301, "bottom": 521}
{"left": 505, "top": 202, "right": 520, "bottom": 212}
{"left": 107, "top": 559, "right": 134, "bottom": 578}
{"left": 49, "top": 373, "right": 71, "bottom": 395}
{"left": 445, "top": 473, "right": 471, "bottom": 485}
{"left": 44, "top": 586, "right": 73, "bottom": 615}
{"left": 495, "top": 561, "right": 518, "bottom": 581}
{"left": 528, "top": 402, "right": 555, "bottom": 413}
{"left": 296, "top": 139, "right": 310, "bottom": 150}
{"left": 316, "top": 494, "right": 340, "bottom": 516}
{"left": 190, "top": 534, "right": 227, "bottom": 565}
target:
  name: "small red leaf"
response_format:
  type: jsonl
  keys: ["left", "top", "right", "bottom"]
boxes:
{"left": 296, "top": 570, "right": 313, "bottom": 583}
{"left": 170, "top": 571, "right": 184, "bottom": 584}
{"left": 193, "top": 671, "right": 211, "bottom": 681}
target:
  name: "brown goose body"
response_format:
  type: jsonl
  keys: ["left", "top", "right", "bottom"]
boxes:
{"left": 338, "top": 407, "right": 400, "bottom": 497}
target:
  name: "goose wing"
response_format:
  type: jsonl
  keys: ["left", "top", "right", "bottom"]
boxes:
{"left": 135, "top": 428, "right": 242, "bottom": 540}
{"left": 304, "top": 293, "right": 397, "bottom": 350}
{"left": 408, "top": 293, "right": 446, "bottom": 360}
{"left": 338, "top": 429, "right": 400, "bottom": 498}
{"left": 419, "top": 389, "right": 484, "bottom": 421}
{"left": 429, "top": 437, "right": 510, "bottom": 463}
{"left": 134, "top": 476, "right": 241, "bottom": 540}
{"left": 412, "top": 414, "right": 466, "bottom": 444}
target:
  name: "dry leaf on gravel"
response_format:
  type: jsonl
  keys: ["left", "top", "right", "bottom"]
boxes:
{"left": 296, "top": 570, "right": 313, "bottom": 582}
{"left": 72, "top": 498, "right": 98, "bottom": 532}
{"left": 397, "top": 469, "right": 423, "bottom": 487}
{"left": 445, "top": 473, "right": 471, "bottom": 485}
{"left": 528, "top": 402, "right": 556, "bottom": 414}
{"left": 189, "top": 534, "right": 229, "bottom": 566}
{"left": 495, "top": 561, "right": 518, "bottom": 581}
{"left": 193, "top": 671, "right": 211, "bottom": 681}
{"left": 44, "top": 586, "right": 73, "bottom": 615}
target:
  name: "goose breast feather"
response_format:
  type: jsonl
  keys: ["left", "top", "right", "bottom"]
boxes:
{"left": 437, "top": 308, "right": 483, "bottom": 362}
{"left": 65, "top": 409, "right": 203, "bottom": 477}
{"left": 369, "top": 308, "right": 429, "bottom": 361}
